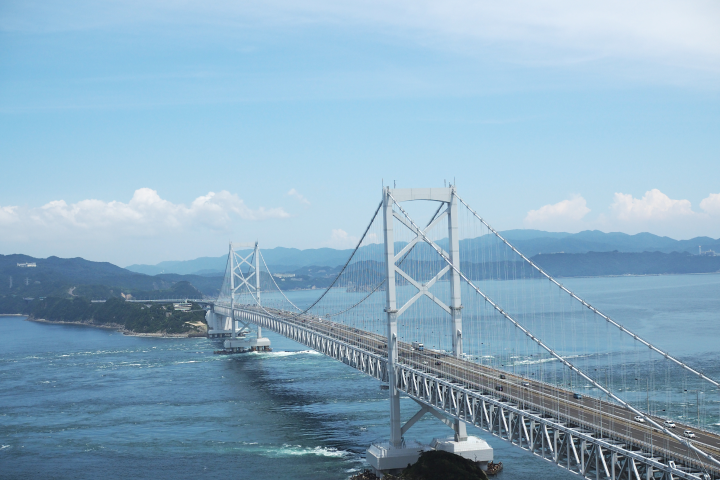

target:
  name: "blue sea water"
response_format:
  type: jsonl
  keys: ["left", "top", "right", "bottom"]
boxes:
{"left": 1, "top": 273, "right": 719, "bottom": 480}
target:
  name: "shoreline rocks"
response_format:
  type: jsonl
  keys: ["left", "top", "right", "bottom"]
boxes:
{"left": 25, "top": 316, "right": 201, "bottom": 338}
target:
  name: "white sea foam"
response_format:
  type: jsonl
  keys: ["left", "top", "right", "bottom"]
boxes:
{"left": 274, "top": 444, "right": 348, "bottom": 458}
{"left": 1, "top": 445, "right": 10, "bottom": 450}
{"left": 510, "top": 353, "right": 591, "bottom": 366}
{"left": 512, "top": 357, "right": 558, "bottom": 366}
{"left": 252, "top": 350, "right": 321, "bottom": 357}
{"left": 237, "top": 442, "right": 350, "bottom": 458}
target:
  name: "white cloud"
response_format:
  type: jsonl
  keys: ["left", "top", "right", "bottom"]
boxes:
{"left": 365, "top": 232, "right": 380, "bottom": 244}
{"left": 523, "top": 190, "right": 720, "bottom": 237}
{"left": 287, "top": 188, "right": 310, "bottom": 206}
{"left": 326, "top": 229, "right": 380, "bottom": 249}
{"left": 524, "top": 195, "right": 590, "bottom": 229}
{"left": 0, "top": 206, "right": 19, "bottom": 225}
{"left": 328, "top": 229, "right": 358, "bottom": 249}
{"left": 589, "top": 188, "right": 720, "bottom": 238}
{"left": 610, "top": 189, "right": 696, "bottom": 221}
{"left": 4, "top": 2, "right": 719, "bottom": 83}
{"left": 1, "top": 188, "right": 289, "bottom": 239}
{"left": 700, "top": 193, "right": 720, "bottom": 216}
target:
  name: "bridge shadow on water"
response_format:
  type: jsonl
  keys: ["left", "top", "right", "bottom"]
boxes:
{"left": 215, "top": 332, "right": 582, "bottom": 480}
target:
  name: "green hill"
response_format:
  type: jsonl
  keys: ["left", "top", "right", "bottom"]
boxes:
{"left": 0, "top": 254, "right": 222, "bottom": 302}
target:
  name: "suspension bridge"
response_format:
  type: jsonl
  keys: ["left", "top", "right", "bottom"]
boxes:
{"left": 204, "top": 187, "right": 720, "bottom": 479}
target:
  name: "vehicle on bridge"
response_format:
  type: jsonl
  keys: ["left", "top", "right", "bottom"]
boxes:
{"left": 411, "top": 341, "right": 424, "bottom": 351}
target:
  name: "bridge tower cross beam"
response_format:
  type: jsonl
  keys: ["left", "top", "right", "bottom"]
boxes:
{"left": 382, "top": 186, "right": 465, "bottom": 447}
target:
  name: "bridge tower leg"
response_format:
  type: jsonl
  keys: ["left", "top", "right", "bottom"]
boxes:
{"left": 448, "top": 187, "right": 463, "bottom": 360}
{"left": 382, "top": 186, "right": 403, "bottom": 449}
{"left": 230, "top": 242, "right": 237, "bottom": 339}
{"left": 255, "top": 241, "right": 262, "bottom": 339}
{"left": 448, "top": 187, "right": 467, "bottom": 441}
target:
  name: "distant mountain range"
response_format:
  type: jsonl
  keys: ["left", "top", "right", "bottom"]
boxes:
{"left": 0, "top": 254, "right": 221, "bottom": 299}
{"left": 3, "top": 228, "right": 720, "bottom": 312}
{"left": 125, "top": 247, "right": 355, "bottom": 275}
{"left": 125, "top": 230, "right": 720, "bottom": 275}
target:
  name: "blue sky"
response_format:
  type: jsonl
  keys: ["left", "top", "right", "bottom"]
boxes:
{"left": 1, "top": 1, "right": 719, "bottom": 266}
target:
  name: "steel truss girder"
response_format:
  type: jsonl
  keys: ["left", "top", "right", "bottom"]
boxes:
{"left": 211, "top": 303, "right": 719, "bottom": 480}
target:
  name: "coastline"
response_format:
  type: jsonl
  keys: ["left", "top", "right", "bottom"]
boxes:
{"left": 549, "top": 271, "right": 720, "bottom": 280}
{"left": 0, "top": 313, "right": 27, "bottom": 317}
{"left": 24, "top": 317, "right": 202, "bottom": 338}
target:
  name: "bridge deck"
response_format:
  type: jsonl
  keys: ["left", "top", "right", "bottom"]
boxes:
{"left": 233, "top": 304, "right": 720, "bottom": 474}
{"left": 214, "top": 305, "right": 720, "bottom": 478}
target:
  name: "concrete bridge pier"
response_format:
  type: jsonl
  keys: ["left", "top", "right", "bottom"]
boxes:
{"left": 222, "top": 311, "right": 271, "bottom": 352}
{"left": 222, "top": 334, "right": 271, "bottom": 353}
{"left": 206, "top": 310, "right": 232, "bottom": 338}
{"left": 366, "top": 399, "right": 493, "bottom": 477}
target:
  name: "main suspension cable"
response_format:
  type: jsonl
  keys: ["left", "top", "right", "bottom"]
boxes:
{"left": 454, "top": 192, "right": 720, "bottom": 390}
{"left": 292, "top": 200, "right": 383, "bottom": 317}
{"left": 259, "top": 250, "right": 302, "bottom": 312}
{"left": 387, "top": 190, "right": 720, "bottom": 469}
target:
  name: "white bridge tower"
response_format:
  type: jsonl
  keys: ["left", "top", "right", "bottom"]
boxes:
{"left": 207, "top": 242, "right": 271, "bottom": 352}
{"left": 367, "top": 187, "right": 493, "bottom": 476}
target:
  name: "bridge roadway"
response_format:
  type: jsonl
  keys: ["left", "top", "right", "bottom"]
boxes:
{"left": 229, "top": 304, "right": 720, "bottom": 474}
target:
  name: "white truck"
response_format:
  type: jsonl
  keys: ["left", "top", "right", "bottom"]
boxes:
{"left": 411, "top": 342, "right": 424, "bottom": 351}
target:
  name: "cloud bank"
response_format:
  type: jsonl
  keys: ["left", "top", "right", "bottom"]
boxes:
{"left": 325, "top": 228, "right": 379, "bottom": 249}
{"left": 525, "top": 195, "right": 590, "bottom": 230}
{"left": 525, "top": 189, "right": 720, "bottom": 237}
{"left": 0, "top": 188, "right": 289, "bottom": 241}
{"left": 610, "top": 189, "right": 697, "bottom": 221}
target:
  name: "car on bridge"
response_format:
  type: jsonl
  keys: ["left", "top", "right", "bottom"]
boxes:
{"left": 522, "top": 381, "right": 530, "bottom": 387}
{"left": 684, "top": 430, "right": 696, "bottom": 438}
{"left": 573, "top": 393, "right": 583, "bottom": 399}
{"left": 634, "top": 415, "right": 645, "bottom": 423}
{"left": 663, "top": 420, "right": 676, "bottom": 428}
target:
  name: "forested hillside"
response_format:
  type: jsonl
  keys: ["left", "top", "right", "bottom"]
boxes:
{"left": 0, "top": 254, "right": 222, "bottom": 301}
{"left": 2, "top": 296, "right": 207, "bottom": 335}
